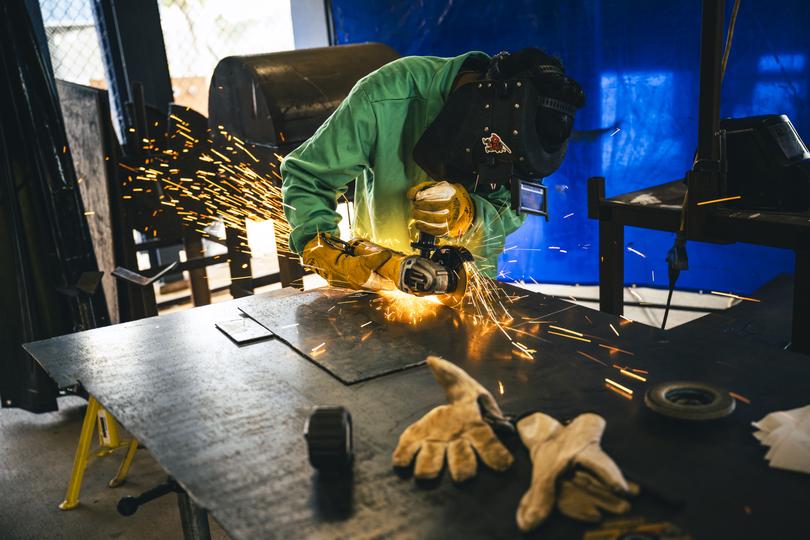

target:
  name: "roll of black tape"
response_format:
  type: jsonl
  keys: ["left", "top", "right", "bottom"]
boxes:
{"left": 644, "top": 381, "right": 735, "bottom": 421}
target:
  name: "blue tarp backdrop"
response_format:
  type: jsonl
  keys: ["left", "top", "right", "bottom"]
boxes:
{"left": 330, "top": 0, "right": 807, "bottom": 294}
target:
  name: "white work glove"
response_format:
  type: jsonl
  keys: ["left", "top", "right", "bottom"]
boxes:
{"left": 516, "top": 412, "right": 631, "bottom": 532}
{"left": 392, "top": 356, "right": 513, "bottom": 482}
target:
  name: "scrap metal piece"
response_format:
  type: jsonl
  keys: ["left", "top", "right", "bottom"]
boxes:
{"left": 112, "top": 262, "right": 179, "bottom": 287}
{"left": 215, "top": 317, "right": 273, "bottom": 344}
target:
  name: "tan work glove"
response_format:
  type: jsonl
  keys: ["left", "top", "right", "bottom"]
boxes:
{"left": 557, "top": 470, "right": 639, "bottom": 522}
{"left": 516, "top": 412, "right": 631, "bottom": 532}
{"left": 392, "top": 356, "right": 513, "bottom": 482}
{"left": 302, "top": 233, "right": 396, "bottom": 291}
{"left": 407, "top": 181, "right": 474, "bottom": 238}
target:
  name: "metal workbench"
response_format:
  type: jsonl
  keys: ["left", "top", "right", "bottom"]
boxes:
{"left": 23, "top": 285, "right": 810, "bottom": 539}
{"left": 588, "top": 176, "right": 810, "bottom": 354}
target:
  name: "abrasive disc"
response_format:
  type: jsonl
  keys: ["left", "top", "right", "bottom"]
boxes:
{"left": 644, "top": 380, "right": 735, "bottom": 421}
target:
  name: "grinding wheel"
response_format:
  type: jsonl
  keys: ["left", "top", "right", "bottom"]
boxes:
{"left": 431, "top": 245, "right": 473, "bottom": 308}
{"left": 438, "top": 263, "right": 468, "bottom": 307}
{"left": 644, "top": 381, "right": 735, "bottom": 421}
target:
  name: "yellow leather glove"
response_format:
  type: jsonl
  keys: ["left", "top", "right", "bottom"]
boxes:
{"left": 557, "top": 470, "right": 639, "bottom": 522}
{"left": 352, "top": 238, "right": 454, "bottom": 297}
{"left": 516, "top": 412, "right": 631, "bottom": 532}
{"left": 301, "top": 233, "right": 396, "bottom": 291}
{"left": 407, "top": 181, "right": 474, "bottom": 238}
{"left": 392, "top": 356, "right": 513, "bottom": 483}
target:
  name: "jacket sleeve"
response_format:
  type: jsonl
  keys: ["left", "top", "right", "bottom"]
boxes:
{"left": 461, "top": 187, "right": 526, "bottom": 275}
{"left": 281, "top": 85, "right": 377, "bottom": 254}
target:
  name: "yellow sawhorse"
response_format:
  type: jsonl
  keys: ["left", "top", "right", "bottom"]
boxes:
{"left": 59, "top": 396, "right": 139, "bottom": 510}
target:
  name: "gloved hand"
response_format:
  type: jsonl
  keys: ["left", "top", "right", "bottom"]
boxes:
{"left": 516, "top": 412, "right": 631, "bottom": 532}
{"left": 557, "top": 470, "right": 639, "bottom": 523}
{"left": 392, "top": 356, "right": 513, "bottom": 482}
{"left": 302, "top": 233, "right": 396, "bottom": 291}
{"left": 407, "top": 181, "right": 474, "bottom": 238}
{"left": 352, "top": 239, "right": 452, "bottom": 296}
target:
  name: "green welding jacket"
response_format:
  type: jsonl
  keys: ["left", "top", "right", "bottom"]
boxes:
{"left": 280, "top": 52, "right": 525, "bottom": 277}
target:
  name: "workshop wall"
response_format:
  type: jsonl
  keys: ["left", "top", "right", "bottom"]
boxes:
{"left": 330, "top": 0, "right": 808, "bottom": 293}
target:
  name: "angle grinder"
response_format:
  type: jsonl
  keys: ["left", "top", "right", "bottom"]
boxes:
{"left": 405, "top": 232, "right": 473, "bottom": 307}
{"left": 332, "top": 234, "right": 472, "bottom": 306}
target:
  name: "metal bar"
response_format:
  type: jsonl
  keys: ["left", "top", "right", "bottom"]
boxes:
{"left": 183, "top": 231, "right": 211, "bottom": 306}
{"left": 696, "top": 0, "right": 724, "bottom": 164}
{"left": 177, "top": 490, "right": 212, "bottom": 540}
{"left": 792, "top": 247, "right": 810, "bottom": 355}
{"left": 587, "top": 176, "right": 605, "bottom": 220}
{"left": 225, "top": 226, "right": 254, "bottom": 298}
{"left": 599, "top": 220, "right": 624, "bottom": 316}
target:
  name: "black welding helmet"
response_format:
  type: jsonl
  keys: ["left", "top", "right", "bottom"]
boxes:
{"left": 413, "top": 48, "right": 585, "bottom": 216}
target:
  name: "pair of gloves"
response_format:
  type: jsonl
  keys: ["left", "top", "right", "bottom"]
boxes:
{"left": 302, "top": 181, "right": 474, "bottom": 292}
{"left": 393, "top": 356, "right": 637, "bottom": 532}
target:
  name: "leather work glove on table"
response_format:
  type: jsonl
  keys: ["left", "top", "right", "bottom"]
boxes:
{"left": 516, "top": 412, "right": 635, "bottom": 532}
{"left": 407, "top": 181, "right": 475, "bottom": 238}
{"left": 557, "top": 469, "right": 639, "bottom": 523}
{"left": 392, "top": 356, "right": 513, "bottom": 482}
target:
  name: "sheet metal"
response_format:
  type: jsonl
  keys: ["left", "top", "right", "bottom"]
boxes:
{"left": 23, "top": 285, "right": 810, "bottom": 539}
{"left": 238, "top": 288, "right": 576, "bottom": 384}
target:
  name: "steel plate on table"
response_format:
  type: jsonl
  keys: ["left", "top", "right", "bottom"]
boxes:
{"left": 239, "top": 290, "right": 439, "bottom": 383}
{"left": 239, "top": 287, "right": 578, "bottom": 385}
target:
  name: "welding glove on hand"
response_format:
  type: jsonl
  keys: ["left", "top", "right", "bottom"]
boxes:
{"left": 302, "top": 233, "right": 397, "bottom": 291}
{"left": 302, "top": 233, "right": 449, "bottom": 294}
{"left": 392, "top": 356, "right": 513, "bottom": 482}
{"left": 407, "top": 181, "right": 475, "bottom": 238}
{"left": 516, "top": 412, "right": 633, "bottom": 532}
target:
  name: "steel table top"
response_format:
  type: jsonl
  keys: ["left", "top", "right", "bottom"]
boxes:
{"left": 24, "top": 286, "right": 810, "bottom": 539}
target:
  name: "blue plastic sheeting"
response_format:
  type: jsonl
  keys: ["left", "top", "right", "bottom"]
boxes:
{"left": 331, "top": 0, "right": 807, "bottom": 293}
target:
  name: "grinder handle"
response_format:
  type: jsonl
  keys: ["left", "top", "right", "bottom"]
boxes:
{"left": 416, "top": 232, "right": 435, "bottom": 259}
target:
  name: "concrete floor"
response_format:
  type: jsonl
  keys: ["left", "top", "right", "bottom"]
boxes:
{"left": 0, "top": 395, "right": 229, "bottom": 539}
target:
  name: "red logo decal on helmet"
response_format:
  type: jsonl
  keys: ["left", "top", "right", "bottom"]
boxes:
{"left": 482, "top": 133, "right": 512, "bottom": 154}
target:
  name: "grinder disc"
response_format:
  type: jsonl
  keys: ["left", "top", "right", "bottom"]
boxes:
{"left": 644, "top": 381, "right": 735, "bottom": 421}
{"left": 432, "top": 245, "right": 473, "bottom": 307}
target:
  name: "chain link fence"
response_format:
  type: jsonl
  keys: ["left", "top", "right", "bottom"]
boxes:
{"left": 40, "top": 0, "right": 107, "bottom": 88}
{"left": 158, "top": 0, "right": 295, "bottom": 114}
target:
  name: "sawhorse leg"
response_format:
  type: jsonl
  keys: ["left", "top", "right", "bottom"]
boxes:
{"left": 60, "top": 396, "right": 137, "bottom": 510}
{"left": 109, "top": 438, "right": 139, "bottom": 488}
{"left": 599, "top": 220, "right": 625, "bottom": 316}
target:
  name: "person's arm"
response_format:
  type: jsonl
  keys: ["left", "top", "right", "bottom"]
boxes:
{"left": 281, "top": 84, "right": 377, "bottom": 254}
{"left": 462, "top": 187, "right": 526, "bottom": 272}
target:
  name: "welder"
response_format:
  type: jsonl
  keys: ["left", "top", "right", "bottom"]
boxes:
{"left": 281, "top": 47, "right": 584, "bottom": 300}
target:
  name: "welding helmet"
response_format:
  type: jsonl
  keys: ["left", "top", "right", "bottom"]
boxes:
{"left": 413, "top": 48, "right": 585, "bottom": 216}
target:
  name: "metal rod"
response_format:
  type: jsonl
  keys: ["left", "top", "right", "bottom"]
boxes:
{"left": 177, "top": 490, "right": 212, "bottom": 540}
{"left": 696, "top": 0, "right": 725, "bottom": 164}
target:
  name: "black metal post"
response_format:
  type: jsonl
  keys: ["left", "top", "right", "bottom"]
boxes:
{"left": 792, "top": 247, "right": 810, "bottom": 355}
{"left": 177, "top": 490, "right": 212, "bottom": 540}
{"left": 688, "top": 0, "right": 725, "bottom": 239}
{"left": 695, "top": 0, "right": 724, "bottom": 165}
